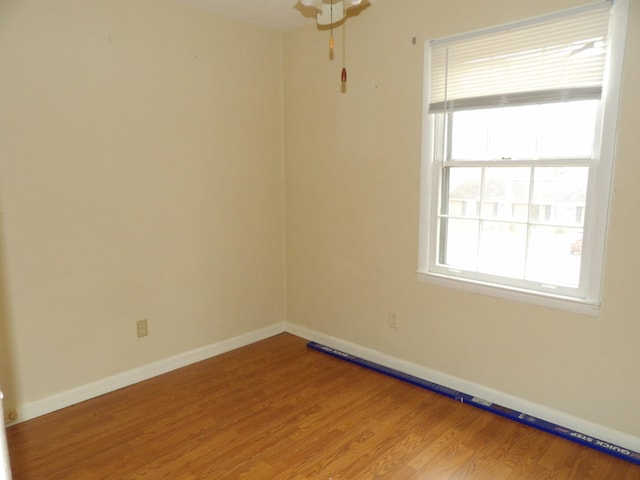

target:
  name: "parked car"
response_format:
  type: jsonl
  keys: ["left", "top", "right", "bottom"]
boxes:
{"left": 570, "top": 236, "right": 582, "bottom": 255}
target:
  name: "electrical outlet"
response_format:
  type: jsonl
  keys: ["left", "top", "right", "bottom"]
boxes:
{"left": 136, "top": 319, "right": 148, "bottom": 338}
{"left": 388, "top": 312, "right": 399, "bottom": 329}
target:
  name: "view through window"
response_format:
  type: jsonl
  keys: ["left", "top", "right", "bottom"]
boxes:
{"left": 441, "top": 101, "right": 595, "bottom": 288}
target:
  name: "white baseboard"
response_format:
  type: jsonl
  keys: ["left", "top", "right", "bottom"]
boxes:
{"left": 12, "top": 320, "right": 640, "bottom": 456}
{"left": 14, "top": 322, "right": 286, "bottom": 424}
{"left": 285, "top": 322, "right": 640, "bottom": 454}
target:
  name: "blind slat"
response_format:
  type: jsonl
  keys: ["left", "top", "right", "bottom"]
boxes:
{"left": 429, "top": 3, "right": 611, "bottom": 112}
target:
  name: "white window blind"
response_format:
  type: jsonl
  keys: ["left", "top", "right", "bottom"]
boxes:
{"left": 429, "top": 2, "right": 611, "bottom": 113}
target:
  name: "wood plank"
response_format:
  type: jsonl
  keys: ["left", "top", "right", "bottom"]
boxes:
{"left": 6, "top": 333, "right": 640, "bottom": 479}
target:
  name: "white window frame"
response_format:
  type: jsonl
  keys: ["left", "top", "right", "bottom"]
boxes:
{"left": 417, "top": 0, "right": 629, "bottom": 316}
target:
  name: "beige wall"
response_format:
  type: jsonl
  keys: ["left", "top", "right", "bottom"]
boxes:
{"left": 284, "top": 0, "right": 640, "bottom": 437}
{"left": 1, "top": 0, "right": 639, "bottom": 442}
{"left": 0, "top": 0, "right": 285, "bottom": 412}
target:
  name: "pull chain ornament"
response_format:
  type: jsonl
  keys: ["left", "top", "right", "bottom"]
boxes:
{"left": 341, "top": 21, "right": 347, "bottom": 87}
{"left": 300, "top": 0, "right": 369, "bottom": 90}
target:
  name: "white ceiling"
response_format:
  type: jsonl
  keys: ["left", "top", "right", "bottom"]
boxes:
{"left": 176, "top": 0, "right": 318, "bottom": 32}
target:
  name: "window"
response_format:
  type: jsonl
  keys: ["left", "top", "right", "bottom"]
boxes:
{"left": 418, "top": 1, "right": 628, "bottom": 314}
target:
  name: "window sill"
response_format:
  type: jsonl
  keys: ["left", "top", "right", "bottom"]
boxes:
{"left": 416, "top": 271, "right": 600, "bottom": 317}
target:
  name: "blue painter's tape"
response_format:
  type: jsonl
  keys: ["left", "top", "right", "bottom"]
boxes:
{"left": 307, "top": 341, "right": 640, "bottom": 466}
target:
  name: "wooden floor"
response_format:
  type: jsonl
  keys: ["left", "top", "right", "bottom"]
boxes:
{"left": 6, "top": 333, "right": 640, "bottom": 479}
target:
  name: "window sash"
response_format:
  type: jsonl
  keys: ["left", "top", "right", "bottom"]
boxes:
{"left": 433, "top": 156, "right": 592, "bottom": 297}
